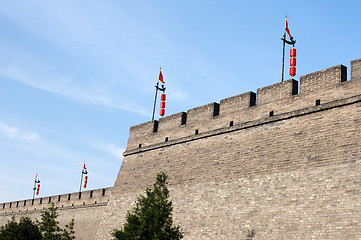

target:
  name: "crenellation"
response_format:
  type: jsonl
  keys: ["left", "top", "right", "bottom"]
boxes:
{"left": 181, "top": 112, "right": 187, "bottom": 125}
{"left": 156, "top": 112, "right": 188, "bottom": 142}
{"left": 158, "top": 112, "right": 185, "bottom": 131}
{"left": 0, "top": 188, "right": 110, "bottom": 215}
{"left": 102, "top": 78, "right": 361, "bottom": 239}
{"left": 126, "top": 120, "right": 156, "bottom": 149}
{"left": 300, "top": 65, "right": 347, "bottom": 95}
{"left": 184, "top": 102, "right": 222, "bottom": 134}
{"left": 187, "top": 102, "right": 219, "bottom": 123}
{"left": 351, "top": 58, "right": 361, "bottom": 81}
{"left": 153, "top": 120, "right": 158, "bottom": 133}
{"left": 219, "top": 91, "right": 256, "bottom": 114}
{"left": 0, "top": 189, "right": 111, "bottom": 240}
{"left": 256, "top": 79, "right": 298, "bottom": 105}
{"left": 126, "top": 59, "right": 361, "bottom": 152}
{"left": 296, "top": 63, "right": 361, "bottom": 110}
{"left": 217, "top": 91, "right": 257, "bottom": 126}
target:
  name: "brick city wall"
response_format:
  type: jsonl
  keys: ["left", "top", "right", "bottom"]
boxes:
{"left": 0, "top": 188, "right": 111, "bottom": 239}
{"left": 1, "top": 58, "right": 361, "bottom": 239}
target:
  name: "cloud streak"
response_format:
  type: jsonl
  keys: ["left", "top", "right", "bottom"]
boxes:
{"left": 0, "top": 121, "right": 38, "bottom": 141}
{"left": 0, "top": 1, "right": 195, "bottom": 119}
{"left": 105, "top": 144, "right": 125, "bottom": 159}
{"left": 0, "top": 65, "right": 149, "bottom": 116}
{"left": 87, "top": 141, "right": 125, "bottom": 160}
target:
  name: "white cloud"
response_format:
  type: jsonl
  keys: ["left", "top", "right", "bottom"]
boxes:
{"left": 87, "top": 142, "right": 125, "bottom": 160}
{"left": 0, "top": 1, "right": 157, "bottom": 117}
{"left": 0, "top": 122, "right": 38, "bottom": 140}
{"left": 105, "top": 144, "right": 125, "bottom": 159}
{"left": 0, "top": 65, "right": 149, "bottom": 116}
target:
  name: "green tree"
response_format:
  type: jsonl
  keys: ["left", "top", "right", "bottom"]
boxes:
{"left": 0, "top": 216, "right": 42, "bottom": 240}
{"left": 0, "top": 203, "right": 74, "bottom": 240}
{"left": 37, "top": 203, "right": 75, "bottom": 240}
{"left": 113, "top": 172, "right": 183, "bottom": 240}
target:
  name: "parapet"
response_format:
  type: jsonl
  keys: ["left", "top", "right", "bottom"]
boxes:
{"left": 158, "top": 112, "right": 187, "bottom": 131}
{"left": 257, "top": 79, "right": 298, "bottom": 105}
{"left": 220, "top": 91, "right": 256, "bottom": 115}
{"left": 186, "top": 102, "right": 220, "bottom": 127}
{"left": 300, "top": 65, "right": 346, "bottom": 94}
{"left": 0, "top": 187, "right": 111, "bottom": 215}
{"left": 351, "top": 58, "right": 361, "bottom": 81}
{"left": 125, "top": 58, "right": 361, "bottom": 152}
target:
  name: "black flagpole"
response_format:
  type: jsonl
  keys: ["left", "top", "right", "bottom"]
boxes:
{"left": 152, "top": 81, "right": 159, "bottom": 121}
{"left": 79, "top": 167, "right": 87, "bottom": 194}
{"left": 152, "top": 68, "right": 166, "bottom": 121}
{"left": 32, "top": 177, "right": 40, "bottom": 201}
{"left": 281, "top": 32, "right": 286, "bottom": 82}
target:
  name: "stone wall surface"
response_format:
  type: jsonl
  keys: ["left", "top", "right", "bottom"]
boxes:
{"left": 1, "top": 58, "right": 361, "bottom": 240}
{"left": 98, "top": 98, "right": 361, "bottom": 240}
{"left": 0, "top": 188, "right": 111, "bottom": 240}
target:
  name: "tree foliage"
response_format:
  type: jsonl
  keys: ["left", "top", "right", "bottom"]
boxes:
{"left": 0, "top": 203, "right": 75, "bottom": 240}
{"left": 37, "top": 203, "right": 75, "bottom": 240}
{"left": 0, "top": 216, "right": 42, "bottom": 240}
{"left": 113, "top": 172, "right": 183, "bottom": 240}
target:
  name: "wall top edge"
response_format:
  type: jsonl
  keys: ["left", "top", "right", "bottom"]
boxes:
{"left": 124, "top": 93, "right": 361, "bottom": 156}
{"left": 129, "top": 59, "right": 359, "bottom": 131}
{"left": 0, "top": 187, "right": 112, "bottom": 205}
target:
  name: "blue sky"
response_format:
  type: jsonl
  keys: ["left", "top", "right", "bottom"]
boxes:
{"left": 1, "top": 0, "right": 360, "bottom": 202}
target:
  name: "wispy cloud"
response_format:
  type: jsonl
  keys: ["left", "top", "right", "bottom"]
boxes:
{"left": 105, "top": 144, "right": 125, "bottom": 159}
{"left": 0, "top": 121, "right": 38, "bottom": 140}
{"left": 87, "top": 142, "right": 125, "bottom": 160}
{"left": 0, "top": 1, "right": 196, "bottom": 117}
{"left": 0, "top": 1, "right": 156, "bottom": 117}
{"left": 0, "top": 120, "right": 103, "bottom": 164}
{"left": 0, "top": 65, "right": 149, "bottom": 116}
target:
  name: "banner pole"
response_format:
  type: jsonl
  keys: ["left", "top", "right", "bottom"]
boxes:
{"left": 282, "top": 33, "right": 286, "bottom": 82}
{"left": 152, "top": 81, "right": 159, "bottom": 121}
